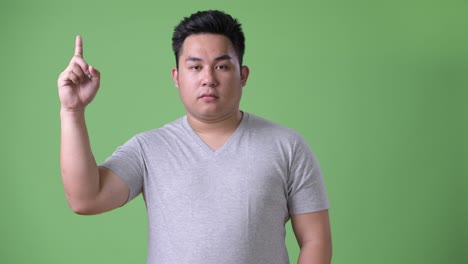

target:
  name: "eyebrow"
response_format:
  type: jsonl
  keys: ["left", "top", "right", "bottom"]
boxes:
{"left": 185, "top": 54, "right": 232, "bottom": 62}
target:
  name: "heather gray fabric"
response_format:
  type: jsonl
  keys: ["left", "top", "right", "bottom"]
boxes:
{"left": 101, "top": 112, "right": 330, "bottom": 264}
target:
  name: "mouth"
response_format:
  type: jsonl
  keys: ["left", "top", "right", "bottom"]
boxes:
{"left": 199, "top": 93, "right": 219, "bottom": 99}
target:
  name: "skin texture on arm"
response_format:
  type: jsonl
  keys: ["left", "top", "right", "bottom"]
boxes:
{"left": 58, "top": 36, "right": 129, "bottom": 215}
{"left": 291, "top": 210, "right": 332, "bottom": 264}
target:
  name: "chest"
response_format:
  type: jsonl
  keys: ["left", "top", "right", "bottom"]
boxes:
{"left": 142, "top": 142, "right": 291, "bottom": 218}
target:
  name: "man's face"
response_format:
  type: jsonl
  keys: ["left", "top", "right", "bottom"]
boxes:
{"left": 172, "top": 34, "right": 249, "bottom": 123}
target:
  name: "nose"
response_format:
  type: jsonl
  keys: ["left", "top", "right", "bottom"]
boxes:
{"left": 202, "top": 68, "right": 218, "bottom": 87}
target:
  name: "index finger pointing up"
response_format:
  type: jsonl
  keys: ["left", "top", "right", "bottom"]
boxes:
{"left": 74, "top": 35, "right": 83, "bottom": 57}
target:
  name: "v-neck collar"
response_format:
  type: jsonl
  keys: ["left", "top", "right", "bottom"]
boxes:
{"left": 182, "top": 112, "right": 249, "bottom": 156}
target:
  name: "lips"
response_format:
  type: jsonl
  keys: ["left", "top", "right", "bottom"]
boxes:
{"left": 199, "top": 93, "right": 218, "bottom": 99}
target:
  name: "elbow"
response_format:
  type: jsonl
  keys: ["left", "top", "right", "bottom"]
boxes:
{"left": 66, "top": 196, "right": 99, "bottom": 215}
{"left": 68, "top": 202, "right": 95, "bottom": 215}
{"left": 70, "top": 205, "right": 95, "bottom": 215}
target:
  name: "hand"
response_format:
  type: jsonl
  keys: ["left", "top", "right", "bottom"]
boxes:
{"left": 58, "top": 35, "right": 101, "bottom": 112}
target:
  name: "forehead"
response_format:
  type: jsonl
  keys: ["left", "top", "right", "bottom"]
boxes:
{"left": 180, "top": 34, "right": 237, "bottom": 61}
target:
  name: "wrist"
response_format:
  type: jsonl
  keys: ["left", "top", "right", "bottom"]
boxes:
{"left": 60, "top": 107, "right": 86, "bottom": 119}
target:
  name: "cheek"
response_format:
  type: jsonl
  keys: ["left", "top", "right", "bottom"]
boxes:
{"left": 178, "top": 86, "right": 193, "bottom": 100}
{"left": 225, "top": 77, "right": 243, "bottom": 93}
{"left": 177, "top": 75, "right": 194, "bottom": 89}
{"left": 180, "top": 73, "right": 201, "bottom": 87}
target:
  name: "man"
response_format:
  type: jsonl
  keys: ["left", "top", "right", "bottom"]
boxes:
{"left": 58, "top": 10, "right": 331, "bottom": 264}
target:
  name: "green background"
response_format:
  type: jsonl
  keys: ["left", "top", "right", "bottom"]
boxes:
{"left": 1, "top": 0, "right": 467, "bottom": 263}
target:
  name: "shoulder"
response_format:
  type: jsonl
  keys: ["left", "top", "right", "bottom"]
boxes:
{"left": 244, "top": 112, "right": 303, "bottom": 141}
{"left": 129, "top": 116, "right": 188, "bottom": 146}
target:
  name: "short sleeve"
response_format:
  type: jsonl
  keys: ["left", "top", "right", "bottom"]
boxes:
{"left": 100, "top": 136, "right": 145, "bottom": 203}
{"left": 287, "top": 135, "right": 330, "bottom": 215}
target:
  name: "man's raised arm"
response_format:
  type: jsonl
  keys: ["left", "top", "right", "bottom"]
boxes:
{"left": 58, "top": 35, "right": 128, "bottom": 215}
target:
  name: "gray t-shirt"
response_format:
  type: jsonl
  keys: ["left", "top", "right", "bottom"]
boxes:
{"left": 101, "top": 112, "right": 330, "bottom": 264}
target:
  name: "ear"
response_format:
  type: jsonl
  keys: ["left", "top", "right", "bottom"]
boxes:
{"left": 171, "top": 67, "right": 179, "bottom": 88}
{"left": 240, "top": 65, "right": 250, "bottom": 87}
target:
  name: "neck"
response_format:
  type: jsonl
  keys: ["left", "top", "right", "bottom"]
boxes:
{"left": 187, "top": 111, "right": 243, "bottom": 136}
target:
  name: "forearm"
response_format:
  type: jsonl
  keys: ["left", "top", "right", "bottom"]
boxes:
{"left": 297, "top": 240, "right": 332, "bottom": 264}
{"left": 60, "top": 109, "right": 100, "bottom": 211}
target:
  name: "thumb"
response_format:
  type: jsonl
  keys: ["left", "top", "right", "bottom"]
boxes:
{"left": 88, "top": 65, "right": 101, "bottom": 85}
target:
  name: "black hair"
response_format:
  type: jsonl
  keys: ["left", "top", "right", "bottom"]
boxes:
{"left": 172, "top": 10, "right": 245, "bottom": 68}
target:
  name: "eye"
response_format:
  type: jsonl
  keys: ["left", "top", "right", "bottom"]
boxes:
{"left": 215, "top": 65, "right": 229, "bottom": 71}
{"left": 189, "top": 65, "right": 202, "bottom": 71}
